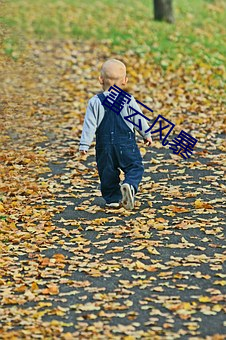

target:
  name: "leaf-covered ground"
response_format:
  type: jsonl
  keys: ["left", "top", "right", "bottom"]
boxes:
{"left": 0, "top": 38, "right": 225, "bottom": 339}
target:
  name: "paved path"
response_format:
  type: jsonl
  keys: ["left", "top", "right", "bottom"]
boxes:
{"left": 0, "top": 41, "right": 225, "bottom": 339}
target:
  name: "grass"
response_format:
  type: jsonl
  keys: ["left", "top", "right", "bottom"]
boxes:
{"left": 0, "top": 0, "right": 225, "bottom": 66}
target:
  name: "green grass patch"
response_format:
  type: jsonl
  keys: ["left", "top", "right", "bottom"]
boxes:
{"left": 1, "top": 0, "right": 225, "bottom": 66}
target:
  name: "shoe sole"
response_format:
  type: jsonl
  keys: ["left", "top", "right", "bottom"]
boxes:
{"left": 120, "top": 183, "right": 134, "bottom": 210}
{"left": 105, "top": 203, "right": 120, "bottom": 208}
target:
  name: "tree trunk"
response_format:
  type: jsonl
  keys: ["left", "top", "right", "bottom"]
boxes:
{"left": 153, "top": 0, "right": 174, "bottom": 23}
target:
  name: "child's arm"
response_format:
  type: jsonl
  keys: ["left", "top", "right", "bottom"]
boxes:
{"left": 79, "top": 99, "right": 98, "bottom": 153}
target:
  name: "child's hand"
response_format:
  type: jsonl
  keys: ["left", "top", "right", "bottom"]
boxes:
{"left": 80, "top": 150, "right": 87, "bottom": 155}
{"left": 144, "top": 137, "right": 152, "bottom": 146}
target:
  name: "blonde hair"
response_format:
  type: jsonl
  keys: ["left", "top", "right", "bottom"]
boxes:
{"left": 100, "top": 59, "right": 126, "bottom": 78}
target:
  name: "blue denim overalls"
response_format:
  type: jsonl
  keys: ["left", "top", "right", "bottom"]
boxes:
{"left": 95, "top": 93, "right": 144, "bottom": 204}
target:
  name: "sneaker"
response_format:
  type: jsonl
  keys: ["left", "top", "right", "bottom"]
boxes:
{"left": 120, "top": 183, "right": 135, "bottom": 210}
{"left": 105, "top": 202, "right": 121, "bottom": 208}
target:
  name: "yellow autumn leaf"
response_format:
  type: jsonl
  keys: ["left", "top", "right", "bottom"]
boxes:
{"left": 53, "top": 253, "right": 66, "bottom": 262}
{"left": 187, "top": 323, "right": 199, "bottom": 331}
{"left": 33, "top": 309, "right": 51, "bottom": 319}
{"left": 125, "top": 300, "right": 133, "bottom": 307}
{"left": 181, "top": 302, "right": 194, "bottom": 310}
{"left": 105, "top": 247, "right": 124, "bottom": 254}
{"left": 49, "top": 284, "right": 59, "bottom": 295}
{"left": 92, "top": 218, "right": 108, "bottom": 225}
{"left": 70, "top": 236, "right": 85, "bottom": 243}
{"left": 155, "top": 224, "right": 167, "bottom": 230}
{"left": 194, "top": 199, "right": 204, "bottom": 208}
{"left": 31, "top": 282, "right": 39, "bottom": 292}
{"left": 37, "top": 302, "right": 52, "bottom": 308}
{"left": 9, "top": 222, "right": 16, "bottom": 228}
{"left": 212, "top": 304, "right": 223, "bottom": 312}
{"left": 139, "top": 147, "right": 146, "bottom": 156}
{"left": 50, "top": 320, "right": 60, "bottom": 326}
{"left": 194, "top": 199, "right": 213, "bottom": 209}
{"left": 198, "top": 296, "right": 211, "bottom": 303}
{"left": 147, "top": 246, "right": 160, "bottom": 255}
{"left": 135, "top": 260, "right": 147, "bottom": 269}
{"left": 62, "top": 333, "right": 75, "bottom": 340}
{"left": 14, "top": 285, "right": 27, "bottom": 293}
{"left": 151, "top": 158, "right": 160, "bottom": 164}
{"left": 153, "top": 286, "right": 164, "bottom": 292}
{"left": 214, "top": 280, "right": 226, "bottom": 286}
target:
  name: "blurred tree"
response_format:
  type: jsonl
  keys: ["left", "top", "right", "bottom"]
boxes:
{"left": 153, "top": 0, "right": 174, "bottom": 23}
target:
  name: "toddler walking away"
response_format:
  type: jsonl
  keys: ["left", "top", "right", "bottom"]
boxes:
{"left": 79, "top": 59, "right": 152, "bottom": 210}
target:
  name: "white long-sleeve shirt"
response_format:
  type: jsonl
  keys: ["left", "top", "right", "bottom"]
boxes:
{"left": 79, "top": 90, "right": 152, "bottom": 151}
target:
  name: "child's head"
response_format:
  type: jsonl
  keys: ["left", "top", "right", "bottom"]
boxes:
{"left": 99, "top": 59, "right": 128, "bottom": 91}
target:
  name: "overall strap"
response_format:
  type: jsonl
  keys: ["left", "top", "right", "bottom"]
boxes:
{"left": 96, "top": 91, "right": 135, "bottom": 145}
{"left": 97, "top": 93, "right": 106, "bottom": 107}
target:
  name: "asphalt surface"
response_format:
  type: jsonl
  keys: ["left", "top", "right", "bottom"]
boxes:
{"left": 28, "top": 128, "right": 225, "bottom": 339}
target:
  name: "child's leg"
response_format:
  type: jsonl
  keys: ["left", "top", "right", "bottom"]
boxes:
{"left": 96, "top": 145, "right": 122, "bottom": 203}
{"left": 117, "top": 143, "right": 144, "bottom": 194}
